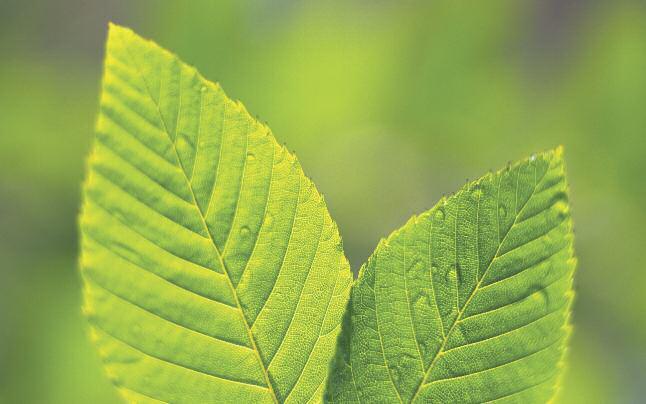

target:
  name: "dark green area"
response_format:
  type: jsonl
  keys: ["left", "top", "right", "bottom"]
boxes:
{"left": 1, "top": 1, "right": 643, "bottom": 402}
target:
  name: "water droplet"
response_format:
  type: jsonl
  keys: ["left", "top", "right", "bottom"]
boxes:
{"left": 414, "top": 291, "right": 428, "bottom": 308}
{"left": 555, "top": 201, "right": 568, "bottom": 219}
{"left": 434, "top": 208, "right": 445, "bottom": 223}
{"left": 247, "top": 151, "right": 256, "bottom": 161}
{"left": 240, "top": 226, "right": 251, "bottom": 237}
{"left": 531, "top": 286, "right": 549, "bottom": 306}
{"left": 530, "top": 154, "right": 536, "bottom": 162}
{"left": 446, "top": 266, "right": 457, "bottom": 283}
{"left": 498, "top": 205, "right": 507, "bottom": 219}
{"left": 200, "top": 86, "right": 207, "bottom": 93}
{"left": 107, "top": 369, "right": 123, "bottom": 386}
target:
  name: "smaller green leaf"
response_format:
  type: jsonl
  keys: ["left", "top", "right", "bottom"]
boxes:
{"left": 326, "top": 148, "right": 576, "bottom": 403}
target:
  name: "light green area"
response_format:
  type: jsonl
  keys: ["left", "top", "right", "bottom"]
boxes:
{"left": 1, "top": 1, "right": 644, "bottom": 402}
{"left": 79, "top": 24, "right": 352, "bottom": 403}
{"left": 327, "top": 149, "right": 575, "bottom": 403}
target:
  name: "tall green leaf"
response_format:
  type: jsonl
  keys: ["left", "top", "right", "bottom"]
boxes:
{"left": 326, "top": 148, "right": 576, "bottom": 403}
{"left": 80, "top": 24, "right": 352, "bottom": 403}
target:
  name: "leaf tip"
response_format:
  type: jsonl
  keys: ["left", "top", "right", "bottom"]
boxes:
{"left": 545, "top": 145, "right": 565, "bottom": 162}
{"left": 106, "top": 21, "right": 129, "bottom": 37}
{"left": 542, "top": 145, "right": 567, "bottom": 171}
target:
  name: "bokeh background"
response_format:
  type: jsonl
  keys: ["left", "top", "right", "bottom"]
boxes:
{"left": 1, "top": 1, "right": 644, "bottom": 402}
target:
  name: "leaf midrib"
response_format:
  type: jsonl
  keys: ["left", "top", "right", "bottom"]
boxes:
{"left": 123, "top": 43, "right": 279, "bottom": 403}
{"left": 410, "top": 162, "right": 545, "bottom": 403}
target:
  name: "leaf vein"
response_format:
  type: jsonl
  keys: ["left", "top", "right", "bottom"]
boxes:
{"left": 250, "top": 173, "right": 302, "bottom": 327}
{"left": 90, "top": 322, "right": 268, "bottom": 390}
{"left": 266, "top": 209, "right": 325, "bottom": 368}
{"left": 411, "top": 159, "right": 551, "bottom": 402}
{"left": 423, "top": 336, "right": 563, "bottom": 386}
{"left": 222, "top": 117, "right": 251, "bottom": 254}
{"left": 85, "top": 231, "right": 235, "bottom": 309}
{"left": 122, "top": 40, "right": 279, "bottom": 402}
{"left": 87, "top": 279, "right": 253, "bottom": 351}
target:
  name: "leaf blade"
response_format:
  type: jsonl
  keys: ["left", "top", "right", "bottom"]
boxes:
{"left": 326, "top": 148, "right": 575, "bottom": 403}
{"left": 81, "top": 23, "right": 352, "bottom": 403}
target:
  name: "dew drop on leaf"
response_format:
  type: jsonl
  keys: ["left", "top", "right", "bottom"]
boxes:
{"left": 445, "top": 266, "right": 457, "bottom": 284}
{"left": 414, "top": 289, "right": 429, "bottom": 309}
{"left": 240, "top": 226, "right": 251, "bottom": 237}
{"left": 444, "top": 264, "right": 460, "bottom": 284}
{"left": 531, "top": 286, "right": 549, "bottom": 307}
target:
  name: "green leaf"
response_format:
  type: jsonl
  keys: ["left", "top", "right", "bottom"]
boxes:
{"left": 80, "top": 23, "right": 352, "bottom": 403}
{"left": 326, "top": 148, "right": 576, "bottom": 403}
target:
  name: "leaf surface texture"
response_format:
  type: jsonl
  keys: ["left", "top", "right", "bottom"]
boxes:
{"left": 80, "top": 24, "right": 352, "bottom": 404}
{"left": 326, "top": 149, "right": 575, "bottom": 403}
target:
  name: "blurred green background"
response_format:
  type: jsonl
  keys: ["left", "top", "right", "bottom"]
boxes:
{"left": 1, "top": 0, "right": 644, "bottom": 402}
